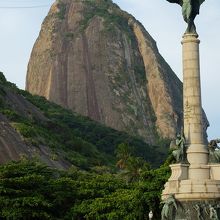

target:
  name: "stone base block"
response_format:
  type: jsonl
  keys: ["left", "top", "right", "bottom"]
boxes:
{"left": 169, "top": 164, "right": 189, "bottom": 181}
{"left": 162, "top": 179, "right": 220, "bottom": 201}
{"left": 210, "top": 164, "right": 220, "bottom": 180}
{"left": 188, "top": 164, "right": 210, "bottom": 180}
{"left": 162, "top": 180, "right": 180, "bottom": 197}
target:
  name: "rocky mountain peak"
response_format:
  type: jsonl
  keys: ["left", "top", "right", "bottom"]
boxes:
{"left": 26, "top": 0, "right": 184, "bottom": 144}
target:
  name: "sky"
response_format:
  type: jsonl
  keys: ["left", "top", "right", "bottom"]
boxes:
{"left": 0, "top": 0, "right": 219, "bottom": 139}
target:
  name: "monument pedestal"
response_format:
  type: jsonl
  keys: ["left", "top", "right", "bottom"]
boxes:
{"left": 162, "top": 33, "right": 220, "bottom": 219}
{"left": 210, "top": 164, "right": 220, "bottom": 180}
{"left": 162, "top": 163, "right": 220, "bottom": 198}
{"left": 162, "top": 163, "right": 220, "bottom": 219}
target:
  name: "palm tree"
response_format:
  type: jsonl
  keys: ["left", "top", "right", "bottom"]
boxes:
{"left": 115, "top": 143, "right": 133, "bottom": 169}
{"left": 124, "top": 156, "right": 147, "bottom": 183}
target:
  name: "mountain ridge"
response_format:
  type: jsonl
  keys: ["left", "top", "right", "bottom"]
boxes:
{"left": 26, "top": 0, "right": 184, "bottom": 144}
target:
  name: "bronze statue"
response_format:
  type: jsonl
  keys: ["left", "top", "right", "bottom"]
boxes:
{"left": 208, "top": 139, "right": 220, "bottom": 163}
{"left": 209, "top": 205, "right": 219, "bottom": 220}
{"left": 171, "top": 133, "right": 187, "bottom": 163}
{"left": 161, "top": 194, "right": 178, "bottom": 220}
{"left": 166, "top": 0, "right": 205, "bottom": 34}
{"left": 194, "top": 204, "right": 204, "bottom": 220}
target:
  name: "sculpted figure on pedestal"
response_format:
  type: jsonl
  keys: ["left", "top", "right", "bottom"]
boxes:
{"left": 171, "top": 132, "right": 187, "bottom": 163}
{"left": 194, "top": 204, "right": 205, "bottom": 220}
{"left": 208, "top": 139, "right": 220, "bottom": 163}
{"left": 209, "top": 205, "right": 219, "bottom": 220}
{"left": 166, "top": 0, "right": 205, "bottom": 34}
{"left": 161, "top": 194, "right": 178, "bottom": 220}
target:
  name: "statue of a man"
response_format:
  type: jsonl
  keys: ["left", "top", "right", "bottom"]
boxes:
{"left": 172, "top": 133, "right": 187, "bottom": 163}
{"left": 166, "top": 0, "right": 205, "bottom": 34}
{"left": 208, "top": 139, "right": 220, "bottom": 163}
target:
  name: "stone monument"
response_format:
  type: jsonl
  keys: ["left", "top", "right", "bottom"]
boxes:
{"left": 162, "top": 0, "right": 220, "bottom": 219}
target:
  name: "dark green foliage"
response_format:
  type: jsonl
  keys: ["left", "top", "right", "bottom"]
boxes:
{"left": 134, "top": 64, "right": 147, "bottom": 83}
{"left": 71, "top": 188, "right": 143, "bottom": 220}
{"left": 0, "top": 72, "right": 7, "bottom": 84}
{"left": 0, "top": 72, "right": 17, "bottom": 90}
{"left": 140, "top": 164, "right": 171, "bottom": 217}
{"left": 0, "top": 159, "right": 54, "bottom": 219}
{"left": 81, "top": 0, "right": 133, "bottom": 38}
{"left": 19, "top": 91, "right": 166, "bottom": 168}
{"left": 115, "top": 143, "right": 133, "bottom": 169}
{"left": 0, "top": 109, "right": 26, "bottom": 122}
{"left": 57, "top": 2, "right": 66, "bottom": 20}
{"left": 115, "top": 143, "right": 151, "bottom": 183}
{"left": 0, "top": 159, "right": 170, "bottom": 219}
{"left": 64, "top": 32, "right": 74, "bottom": 39}
{"left": 123, "top": 156, "right": 149, "bottom": 183}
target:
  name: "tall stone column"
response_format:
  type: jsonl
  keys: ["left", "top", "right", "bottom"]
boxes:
{"left": 182, "top": 34, "right": 203, "bottom": 147}
{"left": 162, "top": 33, "right": 220, "bottom": 220}
{"left": 162, "top": 3, "right": 220, "bottom": 219}
{"left": 162, "top": 34, "right": 220, "bottom": 202}
{"left": 182, "top": 34, "right": 209, "bottom": 179}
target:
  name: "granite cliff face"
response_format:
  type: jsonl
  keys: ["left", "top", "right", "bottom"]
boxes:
{"left": 26, "top": 0, "right": 183, "bottom": 143}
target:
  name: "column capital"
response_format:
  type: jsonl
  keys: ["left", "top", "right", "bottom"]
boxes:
{"left": 182, "top": 34, "right": 200, "bottom": 44}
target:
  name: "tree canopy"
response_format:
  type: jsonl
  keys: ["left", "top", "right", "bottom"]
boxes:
{"left": 0, "top": 157, "right": 170, "bottom": 219}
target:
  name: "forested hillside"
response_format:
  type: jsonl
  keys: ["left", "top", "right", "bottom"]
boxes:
{"left": 0, "top": 72, "right": 168, "bottom": 169}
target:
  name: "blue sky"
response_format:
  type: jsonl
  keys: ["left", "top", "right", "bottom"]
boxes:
{"left": 0, "top": 0, "right": 219, "bottom": 139}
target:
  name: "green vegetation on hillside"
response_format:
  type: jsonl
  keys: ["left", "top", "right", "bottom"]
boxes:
{"left": 0, "top": 72, "right": 168, "bottom": 169}
{"left": 20, "top": 91, "right": 167, "bottom": 168}
{"left": 0, "top": 72, "right": 171, "bottom": 219}
{"left": 81, "top": 0, "right": 133, "bottom": 36}
{"left": 57, "top": 1, "right": 66, "bottom": 20}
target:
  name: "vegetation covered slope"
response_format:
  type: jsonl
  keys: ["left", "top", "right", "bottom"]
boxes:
{"left": 0, "top": 72, "right": 171, "bottom": 219}
{"left": 0, "top": 72, "right": 167, "bottom": 169}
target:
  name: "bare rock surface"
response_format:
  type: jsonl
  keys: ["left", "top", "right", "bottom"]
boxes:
{"left": 26, "top": 0, "right": 185, "bottom": 143}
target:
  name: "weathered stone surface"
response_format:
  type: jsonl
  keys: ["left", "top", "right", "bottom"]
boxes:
{"left": 26, "top": 0, "right": 185, "bottom": 143}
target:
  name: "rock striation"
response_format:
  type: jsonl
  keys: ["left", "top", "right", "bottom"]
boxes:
{"left": 26, "top": 0, "right": 185, "bottom": 143}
